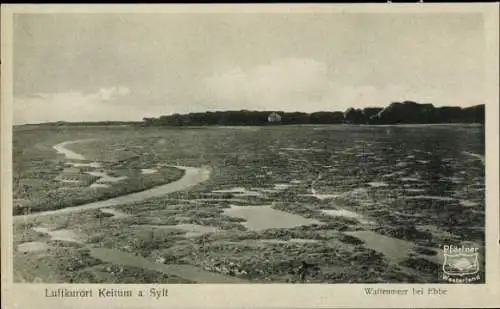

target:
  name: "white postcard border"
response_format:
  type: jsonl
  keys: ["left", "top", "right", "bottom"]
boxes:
{"left": 1, "top": 3, "right": 499, "bottom": 309}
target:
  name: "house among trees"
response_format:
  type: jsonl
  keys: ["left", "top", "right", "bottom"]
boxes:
{"left": 267, "top": 112, "right": 282, "bottom": 123}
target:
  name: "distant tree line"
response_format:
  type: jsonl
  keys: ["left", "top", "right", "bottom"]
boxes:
{"left": 28, "top": 121, "right": 143, "bottom": 127}
{"left": 142, "top": 101, "right": 485, "bottom": 126}
{"left": 22, "top": 101, "right": 484, "bottom": 127}
{"left": 143, "top": 110, "right": 346, "bottom": 126}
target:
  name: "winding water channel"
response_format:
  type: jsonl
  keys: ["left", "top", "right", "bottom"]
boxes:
{"left": 14, "top": 140, "right": 211, "bottom": 221}
{"left": 14, "top": 140, "right": 251, "bottom": 283}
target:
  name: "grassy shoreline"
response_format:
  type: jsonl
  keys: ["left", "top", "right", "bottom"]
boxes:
{"left": 14, "top": 166, "right": 185, "bottom": 216}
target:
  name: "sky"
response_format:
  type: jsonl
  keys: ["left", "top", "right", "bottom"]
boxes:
{"left": 13, "top": 12, "right": 486, "bottom": 124}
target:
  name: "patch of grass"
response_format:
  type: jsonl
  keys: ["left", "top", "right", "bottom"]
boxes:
{"left": 14, "top": 166, "right": 185, "bottom": 215}
{"left": 399, "top": 257, "right": 440, "bottom": 275}
{"left": 338, "top": 234, "right": 365, "bottom": 245}
{"left": 374, "top": 224, "right": 436, "bottom": 247}
{"left": 413, "top": 247, "right": 437, "bottom": 256}
{"left": 78, "top": 264, "right": 194, "bottom": 284}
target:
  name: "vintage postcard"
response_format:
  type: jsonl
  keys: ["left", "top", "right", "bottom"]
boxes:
{"left": 1, "top": 3, "right": 499, "bottom": 309}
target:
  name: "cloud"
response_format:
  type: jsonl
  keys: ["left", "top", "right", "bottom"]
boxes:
{"left": 14, "top": 86, "right": 133, "bottom": 124}
{"left": 96, "top": 86, "right": 132, "bottom": 101}
{"left": 201, "top": 58, "right": 414, "bottom": 112}
{"left": 201, "top": 58, "right": 484, "bottom": 112}
{"left": 202, "top": 58, "right": 329, "bottom": 110}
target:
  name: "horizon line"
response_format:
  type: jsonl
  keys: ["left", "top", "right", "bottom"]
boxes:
{"left": 14, "top": 102, "right": 485, "bottom": 127}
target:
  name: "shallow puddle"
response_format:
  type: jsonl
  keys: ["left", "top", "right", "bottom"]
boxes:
{"left": 306, "top": 187, "right": 340, "bottom": 200}
{"left": 261, "top": 238, "right": 319, "bottom": 244}
{"left": 17, "top": 242, "right": 48, "bottom": 253}
{"left": 89, "top": 247, "right": 247, "bottom": 283}
{"left": 188, "top": 198, "right": 249, "bottom": 204}
{"left": 100, "top": 208, "right": 130, "bottom": 218}
{"left": 48, "top": 229, "right": 83, "bottom": 243}
{"left": 251, "top": 187, "right": 279, "bottom": 194}
{"left": 87, "top": 171, "right": 128, "bottom": 183}
{"left": 459, "top": 200, "right": 480, "bottom": 207}
{"left": 141, "top": 168, "right": 158, "bottom": 175}
{"left": 90, "top": 183, "right": 110, "bottom": 189}
{"left": 274, "top": 183, "right": 292, "bottom": 190}
{"left": 321, "top": 209, "right": 361, "bottom": 219}
{"left": 212, "top": 187, "right": 262, "bottom": 197}
{"left": 308, "top": 193, "right": 339, "bottom": 200}
{"left": 344, "top": 230, "right": 416, "bottom": 262}
{"left": 281, "top": 147, "right": 323, "bottom": 152}
{"left": 382, "top": 171, "right": 406, "bottom": 178}
{"left": 223, "top": 205, "right": 320, "bottom": 231}
{"left": 405, "top": 195, "right": 456, "bottom": 202}
{"left": 212, "top": 187, "right": 247, "bottom": 193}
{"left": 404, "top": 188, "right": 426, "bottom": 193}
{"left": 367, "top": 182, "right": 389, "bottom": 188}
{"left": 416, "top": 160, "right": 430, "bottom": 164}
{"left": 66, "top": 162, "right": 102, "bottom": 168}
{"left": 32, "top": 227, "right": 52, "bottom": 234}
{"left": 401, "top": 177, "right": 421, "bottom": 182}
{"left": 57, "top": 179, "right": 81, "bottom": 184}
{"left": 32, "top": 226, "right": 83, "bottom": 243}
{"left": 321, "top": 209, "right": 374, "bottom": 224}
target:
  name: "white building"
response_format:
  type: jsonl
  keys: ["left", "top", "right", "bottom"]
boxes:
{"left": 267, "top": 112, "right": 282, "bottom": 123}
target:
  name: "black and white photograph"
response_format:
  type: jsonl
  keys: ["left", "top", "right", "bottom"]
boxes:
{"left": 4, "top": 4, "right": 498, "bottom": 294}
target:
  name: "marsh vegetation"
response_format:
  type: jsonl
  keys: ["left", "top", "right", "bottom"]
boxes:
{"left": 13, "top": 124, "right": 485, "bottom": 283}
